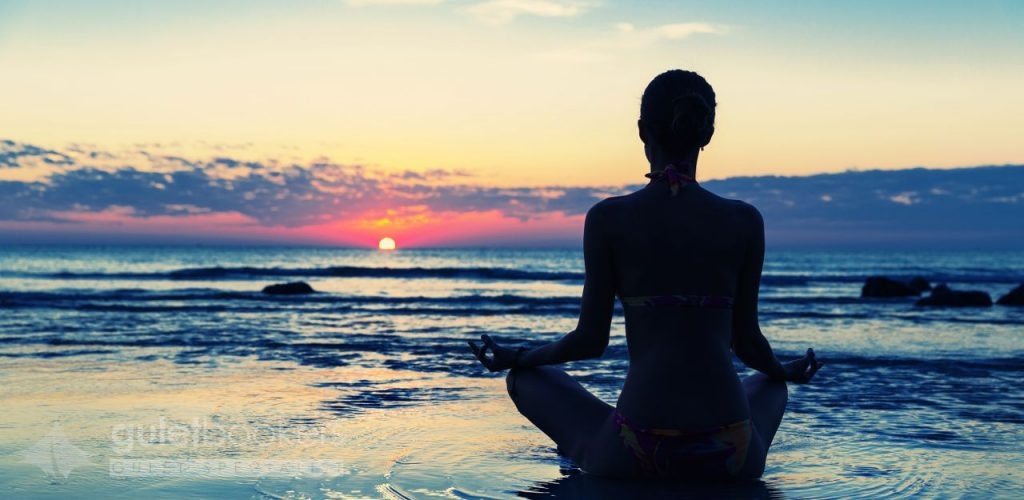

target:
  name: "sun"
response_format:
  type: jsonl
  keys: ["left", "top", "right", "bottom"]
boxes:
{"left": 378, "top": 237, "right": 397, "bottom": 251}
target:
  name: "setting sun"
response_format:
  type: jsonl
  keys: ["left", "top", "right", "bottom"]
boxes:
{"left": 378, "top": 237, "right": 396, "bottom": 251}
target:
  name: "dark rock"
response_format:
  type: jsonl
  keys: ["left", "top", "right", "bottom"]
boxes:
{"left": 861, "top": 276, "right": 922, "bottom": 298}
{"left": 915, "top": 284, "right": 992, "bottom": 307}
{"left": 996, "top": 283, "right": 1024, "bottom": 306}
{"left": 262, "top": 281, "right": 315, "bottom": 295}
{"left": 907, "top": 276, "right": 932, "bottom": 293}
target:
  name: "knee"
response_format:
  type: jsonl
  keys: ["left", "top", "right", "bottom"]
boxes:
{"left": 505, "top": 368, "right": 518, "bottom": 398}
{"left": 506, "top": 367, "right": 531, "bottom": 399}
{"left": 747, "top": 373, "right": 789, "bottom": 406}
{"left": 770, "top": 377, "right": 789, "bottom": 408}
{"left": 767, "top": 374, "right": 788, "bottom": 390}
{"left": 774, "top": 382, "right": 790, "bottom": 418}
{"left": 505, "top": 366, "right": 545, "bottom": 400}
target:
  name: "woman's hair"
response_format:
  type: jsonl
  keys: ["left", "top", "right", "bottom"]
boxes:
{"left": 639, "top": 70, "right": 716, "bottom": 153}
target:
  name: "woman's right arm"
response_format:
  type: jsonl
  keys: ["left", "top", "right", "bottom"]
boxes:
{"left": 516, "top": 201, "right": 615, "bottom": 366}
{"left": 731, "top": 205, "right": 788, "bottom": 381}
{"left": 468, "top": 201, "right": 614, "bottom": 372}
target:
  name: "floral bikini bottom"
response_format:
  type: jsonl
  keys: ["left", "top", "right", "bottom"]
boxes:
{"left": 613, "top": 409, "right": 753, "bottom": 479}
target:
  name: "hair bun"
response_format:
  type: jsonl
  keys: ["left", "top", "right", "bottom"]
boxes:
{"left": 670, "top": 92, "right": 715, "bottom": 148}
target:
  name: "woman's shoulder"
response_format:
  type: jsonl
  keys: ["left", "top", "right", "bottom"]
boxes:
{"left": 588, "top": 189, "right": 760, "bottom": 219}
{"left": 702, "top": 190, "right": 762, "bottom": 221}
{"left": 587, "top": 192, "right": 633, "bottom": 215}
{"left": 584, "top": 197, "right": 619, "bottom": 228}
{"left": 585, "top": 191, "right": 648, "bottom": 227}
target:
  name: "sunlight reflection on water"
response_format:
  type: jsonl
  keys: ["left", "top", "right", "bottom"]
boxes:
{"left": 2, "top": 247, "right": 1023, "bottom": 498}
{"left": 1, "top": 347, "right": 1022, "bottom": 499}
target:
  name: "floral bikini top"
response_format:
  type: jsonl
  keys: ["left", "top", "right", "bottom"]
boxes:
{"left": 619, "top": 294, "right": 734, "bottom": 309}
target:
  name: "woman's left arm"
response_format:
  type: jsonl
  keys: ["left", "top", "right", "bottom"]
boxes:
{"left": 469, "top": 202, "right": 616, "bottom": 371}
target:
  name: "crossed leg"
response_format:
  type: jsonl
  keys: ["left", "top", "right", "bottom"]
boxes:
{"left": 506, "top": 366, "right": 789, "bottom": 479}
{"left": 505, "top": 366, "right": 633, "bottom": 474}
{"left": 737, "top": 371, "right": 789, "bottom": 478}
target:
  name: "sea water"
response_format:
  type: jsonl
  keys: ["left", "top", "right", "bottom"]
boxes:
{"left": 0, "top": 246, "right": 1021, "bottom": 498}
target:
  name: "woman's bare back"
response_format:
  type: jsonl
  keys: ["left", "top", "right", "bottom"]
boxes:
{"left": 592, "top": 182, "right": 763, "bottom": 428}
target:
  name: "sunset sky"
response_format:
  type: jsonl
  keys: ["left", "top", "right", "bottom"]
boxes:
{"left": 1, "top": 1, "right": 1022, "bottom": 247}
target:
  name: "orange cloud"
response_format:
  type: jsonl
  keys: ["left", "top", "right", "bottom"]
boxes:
{"left": 298, "top": 208, "right": 585, "bottom": 248}
{"left": 0, "top": 140, "right": 611, "bottom": 246}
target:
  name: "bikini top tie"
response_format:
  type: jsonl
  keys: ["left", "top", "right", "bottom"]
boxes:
{"left": 645, "top": 164, "right": 697, "bottom": 196}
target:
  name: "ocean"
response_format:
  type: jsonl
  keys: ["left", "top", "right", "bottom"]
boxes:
{"left": 1, "top": 245, "right": 1022, "bottom": 499}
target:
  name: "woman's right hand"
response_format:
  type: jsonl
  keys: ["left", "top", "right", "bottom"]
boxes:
{"left": 782, "top": 348, "right": 822, "bottom": 383}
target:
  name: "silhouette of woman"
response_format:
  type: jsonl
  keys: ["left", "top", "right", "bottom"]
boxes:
{"left": 469, "top": 69, "right": 822, "bottom": 480}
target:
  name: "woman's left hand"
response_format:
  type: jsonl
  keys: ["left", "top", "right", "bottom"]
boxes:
{"left": 783, "top": 348, "right": 823, "bottom": 383}
{"left": 468, "top": 334, "right": 518, "bottom": 372}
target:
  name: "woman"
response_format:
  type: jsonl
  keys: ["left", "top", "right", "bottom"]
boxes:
{"left": 468, "top": 70, "right": 822, "bottom": 480}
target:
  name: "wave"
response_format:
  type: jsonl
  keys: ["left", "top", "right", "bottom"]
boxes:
{"left": 3, "top": 266, "right": 1022, "bottom": 285}
{"left": 3, "top": 289, "right": 1022, "bottom": 326}
{"left": 0, "top": 288, "right": 1014, "bottom": 307}
{"left": 0, "top": 289, "right": 581, "bottom": 306}
{"left": 5, "top": 266, "right": 585, "bottom": 282}
{"left": 0, "top": 289, "right": 938, "bottom": 307}
{"left": 0, "top": 290, "right": 584, "bottom": 316}
{"left": 759, "top": 274, "right": 1024, "bottom": 286}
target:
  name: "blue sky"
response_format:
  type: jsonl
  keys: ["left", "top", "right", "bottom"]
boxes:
{"left": 2, "top": 0, "right": 1021, "bottom": 182}
{"left": 1, "top": 1, "right": 1022, "bottom": 246}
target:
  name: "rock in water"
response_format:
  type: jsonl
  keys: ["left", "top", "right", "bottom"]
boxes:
{"left": 916, "top": 284, "right": 992, "bottom": 307}
{"left": 996, "top": 284, "right": 1024, "bottom": 306}
{"left": 907, "top": 276, "right": 932, "bottom": 293}
{"left": 262, "top": 281, "right": 315, "bottom": 295}
{"left": 861, "top": 276, "right": 921, "bottom": 298}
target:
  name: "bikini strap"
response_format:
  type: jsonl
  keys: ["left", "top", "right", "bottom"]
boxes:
{"left": 620, "top": 294, "right": 734, "bottom": 309}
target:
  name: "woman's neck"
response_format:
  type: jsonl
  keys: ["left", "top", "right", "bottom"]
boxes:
{"left": 647, "top": 149, "right": 699, "bottom": 178}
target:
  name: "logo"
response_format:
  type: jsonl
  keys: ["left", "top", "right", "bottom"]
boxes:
{"left": 14, "top": 418, "right": 345, "bottom": 480}
{"left": 16, "top": 423, "right": 93, "bottom": 479}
